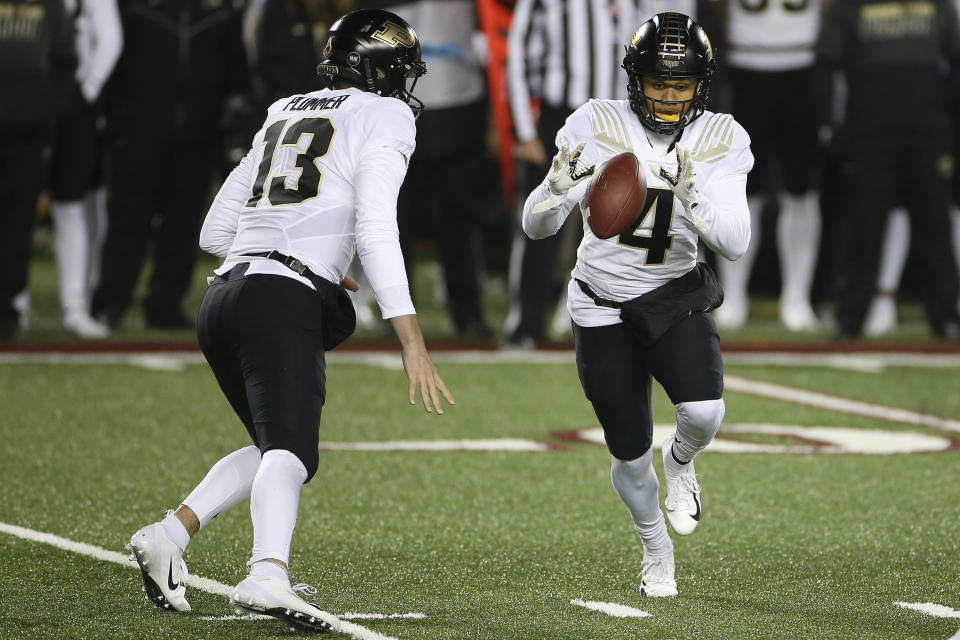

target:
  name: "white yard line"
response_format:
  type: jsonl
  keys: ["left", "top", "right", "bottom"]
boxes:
{"left": 0, "top": 521, "right": 406, "bottom": 640}
{"left": 725, "top": 375, "right": 960, "bottom": 434}
{"left": 895, "top": 602, "right": 960, "bottom": 618}
{"left": 570, "top": 599, "right": 650, "bottom": 618}
{"left": 200, "top": 612, "right": 425, "bottom": 622}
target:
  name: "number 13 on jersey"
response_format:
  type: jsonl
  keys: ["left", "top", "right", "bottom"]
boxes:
{"left": 245, "top": 117, "right": 336, "bottom": 208}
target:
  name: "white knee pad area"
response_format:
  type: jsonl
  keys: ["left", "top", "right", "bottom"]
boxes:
{"left": 673, "top": 399, "right": 725, "bottom": 461}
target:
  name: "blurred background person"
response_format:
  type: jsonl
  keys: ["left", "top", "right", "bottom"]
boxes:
{"left": 713, "top": 0, "right": 824, "bottom": 332}
{"left": 49, "top": 0, "right": 122, "bottom": 339}
{"left": 92, "top": 0, "right": 249, "bottom": 330}
{"left": 818, "top": 0, "right": 960, "bottom": 339}
{"left": 382, "top": 0, "right": 494, "bottom": 339}
{"left": 0, "top": 0, "right": 75, "bottom": 342}
{"left": 254, "top": 0, "right": 354, "bottom": 106}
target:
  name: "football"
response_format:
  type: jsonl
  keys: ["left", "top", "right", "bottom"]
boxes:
{"left": 583, "top": 152, "right": 647, "bottom": 239}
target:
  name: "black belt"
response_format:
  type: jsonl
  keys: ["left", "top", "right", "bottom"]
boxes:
{"left": 575, "top": 278, "right": 622, "bottom": 309}
{"left": 242, "top": 250, "right": 326, "bottom": 291}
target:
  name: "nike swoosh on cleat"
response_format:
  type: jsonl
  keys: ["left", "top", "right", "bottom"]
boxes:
{"left": 691, "top": 494, "right": 701, "bottom": 521}
{"left": 167, "top": 560, "right": 181, "bottom": 591}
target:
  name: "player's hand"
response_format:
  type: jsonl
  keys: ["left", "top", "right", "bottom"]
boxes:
{"left": 340, "top": 275, "right": 359, "bottom": 292}
{"left": 547, "top": 142, "right": 595, "bottom": 195}
{"left": 659, "top": 146, "right": 701, "bottom": 211}
{"left": 401, "top": 345, "right": 455, "bottom": 415}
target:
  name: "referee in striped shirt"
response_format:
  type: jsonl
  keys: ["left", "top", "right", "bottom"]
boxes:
{"left": 504, "top": 0, "right": 697, "bottom": 346}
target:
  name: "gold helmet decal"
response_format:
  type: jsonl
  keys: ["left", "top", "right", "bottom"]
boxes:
{"left": 703, "top": 32, "right": 714, "bottom": 61}
{"left": 371, "top": 21, "right": 416, "bottom": 48}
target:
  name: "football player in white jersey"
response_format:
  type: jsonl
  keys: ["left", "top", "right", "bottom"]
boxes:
{"left": 715, "top": 0, "right": 823, "bottom": 331}
{"left": 125, "top": 10, "right": 453, "bottom": 632}
{"left": 523, "top": 12, "right": 753, "bottom": 597}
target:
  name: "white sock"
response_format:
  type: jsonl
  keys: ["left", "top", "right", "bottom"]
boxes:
{"left": 182, "top": 445, "right": 262, "bottom": 528}
{"left": 249, "top": 449, "right": 307, "bottom": 569}
{"left": 777, "top": 192, "right": 821, "bottom": 308}
{"left": 160, "top": 511, "right": 191, "bottom": 552}
{"left": 669, "top": 399, "right": 725, "bottom": 465}
{"left": 718, "top": 194, "right": 763, "bottom": 306}
{"left": 51, "top": 200, "right": 91, "bottom": 317}
{"left": 611, "top": 450, "right": 672, "bottom": 558}
{"left": 877, "top": 208, "right": 910, "bottom": 293}
{"left": 249, "top": 559, "right": 289, "bottom": 582}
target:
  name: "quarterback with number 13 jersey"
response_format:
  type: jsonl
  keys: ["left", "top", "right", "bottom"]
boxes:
{"left": 201, "top": 87, "right": 417, "bottom": 319}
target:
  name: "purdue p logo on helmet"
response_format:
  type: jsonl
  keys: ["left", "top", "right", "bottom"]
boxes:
{"left": 317, "top": 9, "right": 428, "bottom": 116}
{"left": 622, "top": 12, "right": 716, "bottom": 134}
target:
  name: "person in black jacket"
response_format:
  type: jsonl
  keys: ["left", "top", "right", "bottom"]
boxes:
{"left": 0, "top": 0, "right": 75, "bottom": 341}
{"left": 92, "top": 0, "right": 250, "bottom": 330}
{"left": 818, "top": 0, "right": 960, "bottom": 338}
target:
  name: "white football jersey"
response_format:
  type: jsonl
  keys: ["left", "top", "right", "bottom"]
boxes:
{"left": 726, "top": 0, "right": 821, "bottom": 71}
{"left": 201, "top": 87, "right": 417, "bottom": 319}
{"left": 523, "top": 99, "right": 753, "bottom": 327}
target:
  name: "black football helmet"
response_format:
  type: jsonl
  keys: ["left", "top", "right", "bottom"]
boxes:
{"left": 621, "top": 12, "right": 716, "bottom": 134}
{"left": 317, "top": 9, "right": 427, "bottom": 117}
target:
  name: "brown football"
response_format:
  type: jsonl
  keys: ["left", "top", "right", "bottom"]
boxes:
{"left": 584, "top": 152, "right": 647, "bottom": 240}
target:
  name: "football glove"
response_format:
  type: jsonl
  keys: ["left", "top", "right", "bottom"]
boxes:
{"left": 659, "top": 146, "right": 702, "bottom": 211}
{"left": 547, "top": 142, "right": 595, "bottom": 195}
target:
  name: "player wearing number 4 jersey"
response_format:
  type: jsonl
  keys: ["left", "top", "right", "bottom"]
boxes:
{"left": 125, "top": 9, "right": 453, "bottom": 634}
{"left": 524, "top": 12, "right": 753, "bottom": 597}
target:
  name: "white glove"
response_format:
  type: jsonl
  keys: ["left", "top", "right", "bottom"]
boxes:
{"left": 547, "top": 142, "right": 595, "bottom": 195}
{"left": 659, "top": 146, "right": 702, "bottom": 211}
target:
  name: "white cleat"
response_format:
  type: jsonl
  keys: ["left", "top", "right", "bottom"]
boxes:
{"left": 230, "top": 575, "right": 340, "bottom": 634}
{"left": 662, "top": 436, "right": 702, "bottom": 536}
{"left": 64, "top": 311, "right": 110, "bottom": 338}
{"left": 639, "top": 553, "right": 677, "bottom": 597}
{"left": 126, "top": 521, "right": 190, "bottom": 612}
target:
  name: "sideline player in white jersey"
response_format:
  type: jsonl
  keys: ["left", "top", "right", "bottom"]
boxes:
{"left": 714, "top": 0, "right": 823, "bottom": 331}
{"left": 523, "top": 12, "right": 752, "bottom": 597}
{"left": 124, "top": 10, "right": 453, "bottom": 633}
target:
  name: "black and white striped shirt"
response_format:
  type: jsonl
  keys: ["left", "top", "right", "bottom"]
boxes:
{"left": 507, "top": 0, "right": 696, "bottom": 142}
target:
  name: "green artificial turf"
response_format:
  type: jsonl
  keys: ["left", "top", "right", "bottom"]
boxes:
{"left": 1, "top": 359, "right": 958, "bottom": 639}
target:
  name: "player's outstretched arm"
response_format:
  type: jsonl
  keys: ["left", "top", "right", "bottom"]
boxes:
{"left": 389, "top": 314, "right": 455, "bottom": 415}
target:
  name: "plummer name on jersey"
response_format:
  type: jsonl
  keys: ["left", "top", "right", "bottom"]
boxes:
{"left": 282, "top": 94, "right": 351, "bottom": 111}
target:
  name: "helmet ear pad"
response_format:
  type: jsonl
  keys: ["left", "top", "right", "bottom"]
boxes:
{"left": 621, "top": 12, "right": 716, "bottom": 134}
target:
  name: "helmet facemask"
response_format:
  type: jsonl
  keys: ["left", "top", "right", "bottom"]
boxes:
{"left": 624, "top": 71, "right": 710, "bottom": 135}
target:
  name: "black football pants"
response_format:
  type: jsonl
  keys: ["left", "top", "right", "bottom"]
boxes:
{"left": 197, "top": 269, "right": 326, "bottom": 481}
{"left": 574, "top": 312, "right": 723, "bottom": 461}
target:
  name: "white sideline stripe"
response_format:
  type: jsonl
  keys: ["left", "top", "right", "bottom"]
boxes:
{"left": 725, "top": 375, "right": 960, "bottom": 435}
{"left": 570, "top": 599, "right": 650, "bottom": 618}
{"left": 895, "top": 602, "right": 960, "bottom": 618}
{"left": 0, "top": 521, "right": 400, "bottom": 640}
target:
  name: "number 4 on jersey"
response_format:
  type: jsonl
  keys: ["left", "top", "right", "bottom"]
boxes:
{"left": 617, "top": 187, "right": 675, "bottom": 265}
{"left": 245, "top": 117, "right": 336, "bottom": 208}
